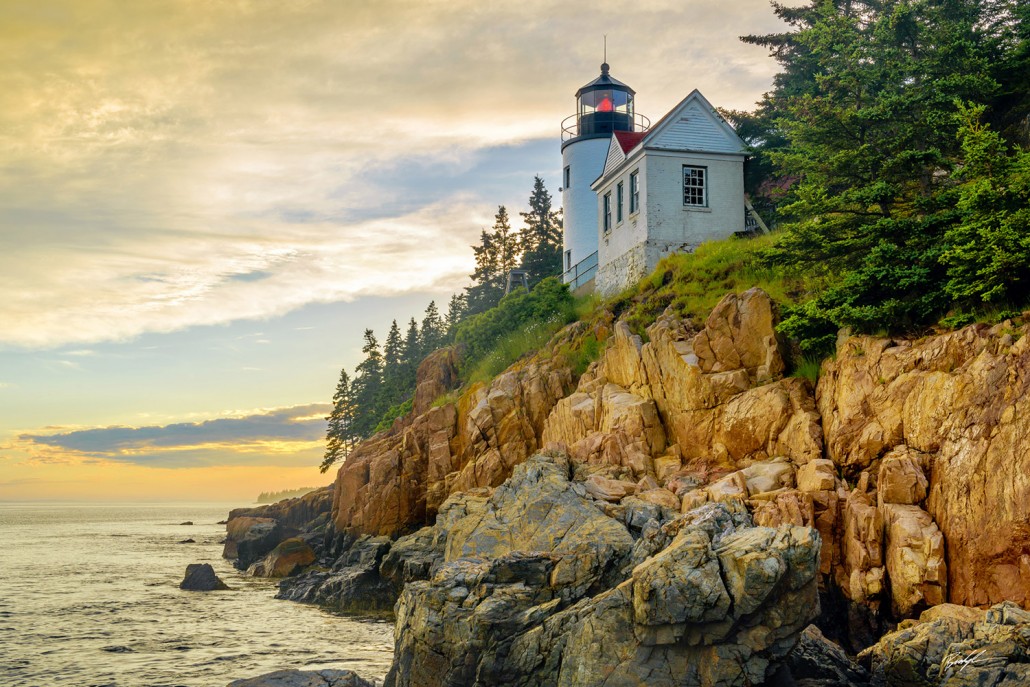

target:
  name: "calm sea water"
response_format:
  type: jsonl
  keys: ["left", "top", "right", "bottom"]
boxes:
{"left": 0, "top": 503, "right": 393, "bottom": 687}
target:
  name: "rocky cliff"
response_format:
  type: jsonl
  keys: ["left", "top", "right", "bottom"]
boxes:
{"left": 245, "top": 287, "right": 1030, "bottom": 686}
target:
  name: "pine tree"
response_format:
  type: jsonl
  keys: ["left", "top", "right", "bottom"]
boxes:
{"left": 350, "top": 329, "right": 385, "bottom": 438}
{"left": 321, "top": 368, "right": 355, "bottom": 472}
{"left": 466, "top": 206, "right": 520, "bottom": 314}
{"left": 444, "top": 292, "right": 468, "bottom": 337}
{"left": 382, "top": 319, "right": 404, "bottom": 401}
{"left": 401, "top": 317, "right": 422, "bottom": 388}
{"left": 420, "top": 300, "right": 445, "bottom": 355}
{"left": 519, "top": 176, "right": 564, "bottom": 285}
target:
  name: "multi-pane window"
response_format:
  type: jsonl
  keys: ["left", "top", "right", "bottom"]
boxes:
{"left": 629, "top": 170, "right": 639, "bottom": 213}
{"left": 683, "top": 166, "right": 707, "bottom": 206}
{"left": 603, "top": 192, "right": 612, "bottom": 232}
{"left": 616, "top": 182, "right": 624, "bottom": 223}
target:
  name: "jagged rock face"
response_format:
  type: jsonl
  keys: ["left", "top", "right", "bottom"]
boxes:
{"left": 385, "top": 454, "right": 821, "bottom": 687}
{"left": 332, "top": 347, "right": 575, "bottom": 538}
{"left": 544, "top": 288, "right": 823, "bottom": 483}
{"left": 818, "top": 323, "right": 1030, "bottom": 609}
{"left": 223, "top": 517, "right": 286, "bottom": 570}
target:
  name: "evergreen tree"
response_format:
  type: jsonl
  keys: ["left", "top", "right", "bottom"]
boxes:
{"left": 941, "top": 103, "right": 1030, "bottom": 307}
{"left": 444, "top": 292, "right": 468, "bottom": 337}
{"left": 350, "top": 329, "right": 385, "bottom": 438}
{"left": 747, "top": 0, "right": 1001, "bottom": 351}
{"left": 466, "top": 206, "right": 520, "bottom": 314}
{"left": 519, "top": 176, "right": 564, "bottom": 285}
{"left": 321, "top": 368, "right": 355, "bottom": 472}
{"left": 420, "top": 300, "right": 445, "bottom": 354}
{"left": 401, "top": 317, "right": 422, "bottom": 386}
{"left": 382, "top": 319, "right": 404, "bottom": 400}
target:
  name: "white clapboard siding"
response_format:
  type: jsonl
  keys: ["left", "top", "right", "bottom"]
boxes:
{"left": 601, "top": 136, "right": 627, "bottom": 178}
{"left": 649, "top": 101, "right": 744, "bottom": 154}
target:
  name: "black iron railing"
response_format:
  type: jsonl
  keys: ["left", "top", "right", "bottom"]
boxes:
{"left": 561, "top": 112, "right": 651, "bottom": 142}
{"left": 561, "top": 251, "right": 598, "bottom": 290}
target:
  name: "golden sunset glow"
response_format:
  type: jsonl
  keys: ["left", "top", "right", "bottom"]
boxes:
{"left": 1, "top": 0, "right": 787, "bottom": 501}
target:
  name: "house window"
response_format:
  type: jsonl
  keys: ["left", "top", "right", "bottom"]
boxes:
{"left": 629, "top": 170, "right": 639, "bottom": 213}
{"left": 683, "top": 166, "right": 707, "bottom": 207}
{"left": 603, "top": 192, "right": 612, "bottom": 233}
{"left": 564, "top": 166, "right": 570, "bottom": 189}
{"left": 565, "top": 249, "right": 572, "bottom": 272}
{"left": 616, "top": 181, "right": 624, "bottom": 223}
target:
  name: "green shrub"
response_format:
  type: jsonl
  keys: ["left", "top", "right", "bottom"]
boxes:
{"left": 455, "top": 277, "right": 576, "bottom": 380}
{"left": 372, "top": 397, "right": 413, "bottom": 434}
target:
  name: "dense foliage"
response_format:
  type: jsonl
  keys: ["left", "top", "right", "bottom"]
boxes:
{"left": 734, "top": 0, "right": 1030, "bottom": 354}
{"left": 321, "top": 177, "right": 564, "bottom": 472}
{"left": 455, "top": 277, "right": 576, "bottom": 381}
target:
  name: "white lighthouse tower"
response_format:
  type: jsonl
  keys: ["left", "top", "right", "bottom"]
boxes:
{"left": 560, "top": 63, "right": 646, "bottom": 289}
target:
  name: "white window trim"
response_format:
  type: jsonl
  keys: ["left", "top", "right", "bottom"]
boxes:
{"left": 683, "top": 165, "right": 708, "bottom": 208}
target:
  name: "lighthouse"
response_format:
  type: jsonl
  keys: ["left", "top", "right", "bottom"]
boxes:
{"left": 560, "top": 63, "right": 646, "bottom": 289}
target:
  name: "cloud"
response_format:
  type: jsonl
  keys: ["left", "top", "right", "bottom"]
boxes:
{"left": 15, "top": 403, "right": 330, "bottom": 468}
{"left": 0, "top": 0, "right": 787, "bottom": 350}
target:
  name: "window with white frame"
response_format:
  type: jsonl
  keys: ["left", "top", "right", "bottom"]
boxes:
{"left": 629, "top": 170, "right": 639, "bottom": 213}
{"left": 616, "top": 181, "right": 624, "bottom": 223}
{"left": 683, "top": 166, "right": 707, "bottom": 207}
{"left": 603, "top": 192, "right": 612, "bottom": 233}
{"left": 564, "top": 249, "right": 572, "bottom": 271}
{"left": 563, "top": 165, "right": 570, "bottom": 189}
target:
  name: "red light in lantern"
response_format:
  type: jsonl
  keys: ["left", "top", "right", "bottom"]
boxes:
{"left": 597, "top": 96, "right": 613, "bottom": 112}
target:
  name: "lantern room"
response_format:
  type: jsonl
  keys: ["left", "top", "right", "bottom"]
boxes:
{"left": 574, "top": 63, "right": 635, "bottom": 136}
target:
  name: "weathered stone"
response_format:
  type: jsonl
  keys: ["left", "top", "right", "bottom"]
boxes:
{"left": 882, "top": 503, "right": 947, "bottom": 617}
{"left": 227, "top": 668, "right": 375, "bottom": 687}
{"left": 878, "top": 446, "right": 929, "bottom": 505}
{"left": 582, "top": 473, "right": 637, "bottom": 502}
{"left": 385, "top": 458, "right": 821, "bottom": 687}
{"left": 797, "top": 458, "right": 838, "bottom": 493}
{"left": 786, "top": 624, "right": 870, "bottom": 686}
{"left": 223, "top": 517, "right": 284, "bottom": 570}
{"left": 180, "top": 563, "right": 230, "bottom": 591}
{"left": 247, "top": 537, "right": 316, "bottom": 578}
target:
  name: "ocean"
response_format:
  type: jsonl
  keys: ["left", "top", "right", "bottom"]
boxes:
{"left": 0, "top": 502, "right": 393, "bottom": 687}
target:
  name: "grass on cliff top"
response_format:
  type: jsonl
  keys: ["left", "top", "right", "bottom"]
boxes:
{"left": 600, "top": 233, "right": 818, "bottom": 340}
{"left": 447, "top": 235, "right": 820, "bottom": 398}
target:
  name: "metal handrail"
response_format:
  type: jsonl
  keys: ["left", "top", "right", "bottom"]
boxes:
{"left": 561, "top": 112, "right": 651, "bottom": 142}
{"left": 561, "top": 251, "right": 598, "bottom": 291}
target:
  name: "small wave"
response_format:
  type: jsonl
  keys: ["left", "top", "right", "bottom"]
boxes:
{"left": 101, "top": 645, "right": 134, "bottom": 653}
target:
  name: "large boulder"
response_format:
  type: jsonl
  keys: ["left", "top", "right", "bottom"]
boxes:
{"left": 385, "top": 453, "right": 821, "bottom": 687}
{"left": 247, "top": 537, "right": 316, "bottom": 578}
{"left": 180, "top": 563, "right": 230, "bottom": 591}
{"left": 223, "top": 516, "right": 286, "bottom": 570}
{"left": 227, "top": 669, "right": 374, "bottom": 687}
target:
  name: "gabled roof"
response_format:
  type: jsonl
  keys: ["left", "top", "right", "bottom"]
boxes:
{"left": 640, "top": 89, "right": 747, "bottom": 155}
{"left": 614, "top": 131, "right": 646, "bottom": 153}
{"left": 594, "top": 89, "right": 748, "bottom": 188}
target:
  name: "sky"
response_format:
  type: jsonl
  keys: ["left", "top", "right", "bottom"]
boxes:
{"left": 0, "top": 0, "right": 790, "bottom": 502}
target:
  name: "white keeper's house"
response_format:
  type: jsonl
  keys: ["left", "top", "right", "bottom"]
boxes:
{"left": 560, "top": 63, "right": 759, "bottom": 296}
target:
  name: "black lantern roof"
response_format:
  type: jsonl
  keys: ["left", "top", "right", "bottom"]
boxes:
{"left": 575, "top": 63, "right": 635, "bottom": 98}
